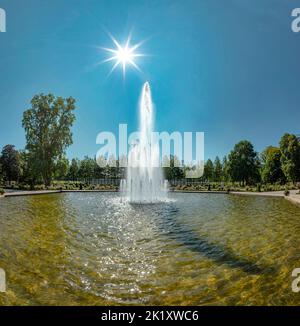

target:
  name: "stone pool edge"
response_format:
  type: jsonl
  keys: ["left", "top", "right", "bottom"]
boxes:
{"left": 0, "top": 189, "right": 118, "bottom": 198}
{"left": 1, "top": 189, "right": 300, "bottom": 208}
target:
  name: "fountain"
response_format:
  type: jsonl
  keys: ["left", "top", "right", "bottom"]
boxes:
{"left": 121, "top": 82, "right": 168, "bottom": 203}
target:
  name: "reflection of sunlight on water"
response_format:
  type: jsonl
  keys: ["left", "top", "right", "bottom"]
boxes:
{"left": 2, "top": 192, "right": 300, "bottom": 305}
{"left": 60, "top": 194, "right": 178, "bottom": 304}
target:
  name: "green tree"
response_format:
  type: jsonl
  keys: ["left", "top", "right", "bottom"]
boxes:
{"left": 19, "top": 151, "right": 41, "bottom": 189}
{"left": 94, "top": 158, "right": 105, "bottom": 179}
{"left": 227, "top": 140, "right": 260, "bottom": 185}
{"left": 22, "top": 94, "right": 76, "bottom": 186}
{"left": 68, "top": 158, "right": 80, "bottom": 180}
{"left": 0, "top": 161, "right": 3, "bottom": 187}
{"left": 222, "top": 156, "right": 229, "bottom": 182}
{"left": 78, "top": 156, "right": 97, "bottom": 179}
{"left": 163, "top": 155, "right": 184, "bottom": 180}
{"left": 279, "top": 133, "right": 300, "bottom": 183}
{"left": 105, "top": 155, "right": 119, "bottom": 179}
{"left": 0, "top": 144, "right": 21, "bottom": 183}
{"left": 261, "top": 146, "right": 285, "bottom": 184}
{"left": 54, "top": 156, "right": 69, "bottom": 180}
{"left": 214, "top": 156, "right": 223, "bottom": 182}
{"left": 203, "top": 159, "right": 214, "bottom": 181}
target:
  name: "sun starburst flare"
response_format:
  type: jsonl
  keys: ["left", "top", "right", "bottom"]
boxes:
{"left": 100, "top": 33, "right": 146, "bottom": 79}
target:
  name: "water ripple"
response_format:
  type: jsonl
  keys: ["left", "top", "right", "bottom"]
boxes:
{"left": 1, "top": 192, "right": 300, "bottom": 305}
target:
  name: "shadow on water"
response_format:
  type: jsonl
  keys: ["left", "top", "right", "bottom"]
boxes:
{"left": 132, "top": 203, "right": 275, "bottom": 275}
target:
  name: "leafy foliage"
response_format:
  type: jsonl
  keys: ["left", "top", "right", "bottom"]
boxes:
{"left": 0, "top": 144, "right": 21, "bottom": 183}
{"left": 227, "top": 140, "right": 260, "bottom": 185}
{"left": 214, "top": 156, "right": 223, "bottom": 182}
{"left": 279, "top": 133, "right": 300, "bottom": 183}
{"left": 203, "top": 159, "right": 214, "bottom": 181}
{"left": 260, "top": 146, "right": 285, "bottom": 184}
{"left": 163, "top": 155, "right": 185, "bottom": 180}
{"left": 22, "top": 94, "right": 76, "bottom": 186}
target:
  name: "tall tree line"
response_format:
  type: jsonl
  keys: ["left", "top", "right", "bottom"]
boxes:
{"left": 2, "top": 133, "right": 300, "bottom": 186}
{"left": 1, "top": 92, "right": 300, "bottom": 187}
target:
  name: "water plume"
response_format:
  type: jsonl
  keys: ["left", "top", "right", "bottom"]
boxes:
{"left": 120, "top": 82, "right": 168, "bottom": 203}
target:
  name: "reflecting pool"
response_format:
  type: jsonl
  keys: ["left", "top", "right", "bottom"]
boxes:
{"left": 0, "top": 192, "right": 300, "bottom": 305}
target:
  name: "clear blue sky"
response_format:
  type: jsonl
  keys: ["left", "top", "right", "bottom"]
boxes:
{"left": 0, "top": 0, "right": 300, "bottom": 160}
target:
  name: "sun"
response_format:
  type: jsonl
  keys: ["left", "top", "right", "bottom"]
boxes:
{"left": 100, "top": 33, "right": 145, "bottom": 78}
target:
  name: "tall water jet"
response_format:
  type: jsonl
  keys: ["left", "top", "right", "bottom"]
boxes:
{"left": 121, "top": 82, "right": 168, "bottom": 203}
